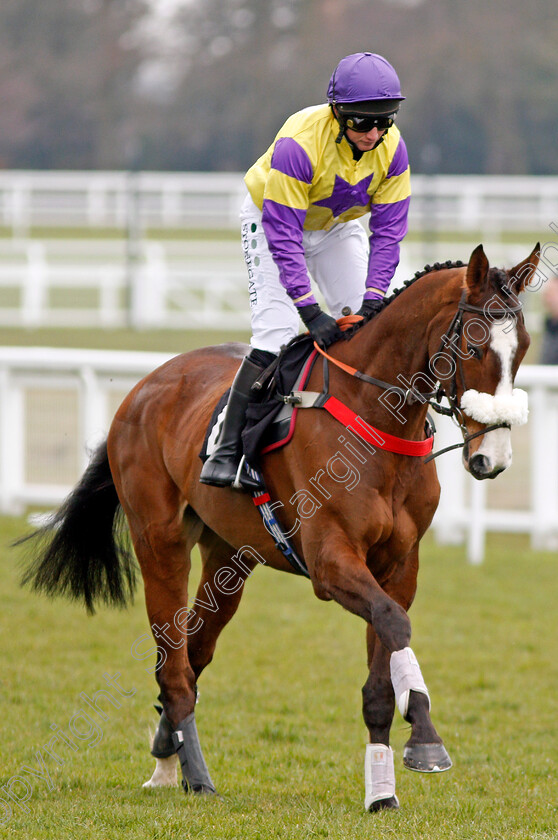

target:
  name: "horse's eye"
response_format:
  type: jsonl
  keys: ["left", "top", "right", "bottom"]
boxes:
{"left": 467, "top": 342, "right": 483, "bottom": 360}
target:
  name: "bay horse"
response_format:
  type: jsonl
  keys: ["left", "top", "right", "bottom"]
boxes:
{"left": 20, "top": 243, "right": 539, "bottom": 810}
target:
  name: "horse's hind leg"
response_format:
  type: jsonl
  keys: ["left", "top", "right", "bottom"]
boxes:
{"left": 187, "top": 529, "right": 257, "bottom": 682}
{"left": 121, "top": 485, "right": 216, "bottom": 795}
{"left": 145, "top": 528, "right": 256, "bottom": 790}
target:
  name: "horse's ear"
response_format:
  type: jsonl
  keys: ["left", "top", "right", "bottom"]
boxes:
{"left": 465, "top": 244, "right": 489, "bottom": 294}
{"left": 508, "top": 243, "right": 541, "bottom": 293}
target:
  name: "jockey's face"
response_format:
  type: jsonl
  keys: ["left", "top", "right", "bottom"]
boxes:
{"left": 344, "top": 126, "right": 386, "bottom": 151}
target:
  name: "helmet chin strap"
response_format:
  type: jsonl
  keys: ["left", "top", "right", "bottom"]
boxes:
{"left": 371, "top": 133, "right": 387, "bottom": 150}
{"left": 346, "top": 134, "right": 384, "bottom": 162}
{"left": 331, "top": 104, "right": 345, "bottom": 144}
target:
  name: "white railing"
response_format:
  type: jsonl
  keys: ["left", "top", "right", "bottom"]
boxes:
{"left": 1, "top": 171, "right": 558, "bottom": 236}
{"left": 1, "top": 346, "right": 557, "bottom": 563}
{"left": 0, "top": 237, "right": 543, "bottom": 331}
{"left": 0, "top": 347, "right": 172, "bottom": 513}
{"left": 0, "top": 238, "right": 252, "bottom": 330}
{"left": 0, "top": 171, "right": 247, "bottom": 236}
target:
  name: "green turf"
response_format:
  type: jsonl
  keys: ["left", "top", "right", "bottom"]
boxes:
{"left": 0, "top": 226, "right": 548, "bottom": 245}
{"left": 2, "top": 517, "right": 558, "bottom": 839}
{"left": 0, "top": 327, "right": 250, "bottom": 354}
{"left": 0, "top": 227, "right": 240, "bottom": 241}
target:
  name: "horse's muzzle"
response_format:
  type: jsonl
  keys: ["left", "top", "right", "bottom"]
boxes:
{"left": 467, "top": 451, "right": 506, "bottom": 480}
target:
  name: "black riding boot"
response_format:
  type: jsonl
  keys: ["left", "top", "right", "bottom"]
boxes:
{"left": 200, "top": 354, "right": 267, "bottom": 490}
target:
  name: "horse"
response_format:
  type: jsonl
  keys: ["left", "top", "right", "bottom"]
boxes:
{"left": 20, "top": 243, "right": 540, "bottom": 810}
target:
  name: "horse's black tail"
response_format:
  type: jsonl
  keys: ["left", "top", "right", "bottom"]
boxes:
{"left": 18, "top": 441, "right": 137, "bottom": 614}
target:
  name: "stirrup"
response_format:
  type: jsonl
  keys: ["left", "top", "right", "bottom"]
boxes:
{"left": 233, "top": 456, "right": 264, "bottom": 492}
{"left": 232, "top": 458, "right": 245, "bottom": 490}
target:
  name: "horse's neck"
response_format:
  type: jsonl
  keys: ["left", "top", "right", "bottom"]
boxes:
{"left": 341, "top": 275, "right": 458, "bottom": 433}
{"left": 371, "top": 306, "right": 431, "bottom": 384}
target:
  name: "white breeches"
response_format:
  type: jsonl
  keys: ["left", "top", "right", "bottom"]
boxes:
{"left": 240, "top": 194, "right": 369, "bottom": 353}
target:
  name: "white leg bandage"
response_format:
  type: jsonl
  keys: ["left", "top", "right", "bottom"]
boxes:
{"left": 364, "top": 744, "right": 398, "bottom": 810}
{"left": 390, "top": 647, "right": 430, "bottom": 719}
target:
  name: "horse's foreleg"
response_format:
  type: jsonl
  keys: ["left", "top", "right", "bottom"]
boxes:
{"left": 310, "top": 530, "right": 413, "bottom": 648}
{"left": 361, "top": 629, "right": 450, "bottom": 811}
{"left": 394, "top": 654, "right": 452, "bottom": 773}
{"left": 311, "top": 531, "right": 451, "bottom": 807}
{"left": 381, "top": 547, "right": 452, "bottom": 776}
{"left": 362, "top": 627, "right": 398, "bottom": 811}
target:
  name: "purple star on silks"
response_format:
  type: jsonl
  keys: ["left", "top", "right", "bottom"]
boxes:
{"left": 314, "top": 173, "right": 374, "bottom": 217}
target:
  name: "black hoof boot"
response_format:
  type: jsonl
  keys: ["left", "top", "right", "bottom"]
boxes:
{"left": 368, "top": 795, "right": 400, "bottom": 811}
{"left": 172, "top": 712, "right": 218, "bottom": 795}
{"left": 151, "top": 705, "right": 176, "bottom": 758}
{"left": 403, "top": 742, "right": 452, "bottom": 773}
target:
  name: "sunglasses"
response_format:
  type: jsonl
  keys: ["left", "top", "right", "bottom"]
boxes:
{"left": 344, "top": 114, "right": 395, "bottom": 132}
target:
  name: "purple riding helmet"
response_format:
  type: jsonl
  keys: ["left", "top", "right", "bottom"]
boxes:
{"left": 327, "top": 52, "right": 405, "bottom": 144}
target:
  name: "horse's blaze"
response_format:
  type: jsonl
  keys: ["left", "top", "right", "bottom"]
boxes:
{"left": 462, "top": 318, "right": 527, "bottom": 478}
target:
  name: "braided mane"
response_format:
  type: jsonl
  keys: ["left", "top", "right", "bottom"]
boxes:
{"left": 345, "top": 259, "right": 515, "bottom": 341}
{"left": 383, "top": 259, "right": 466, "bottom": 306}
{"left": 344, "top": 259, "right": 466, "bottom": 339}
{"left": 383, "top": 261, "right": 511, "bottom": 307}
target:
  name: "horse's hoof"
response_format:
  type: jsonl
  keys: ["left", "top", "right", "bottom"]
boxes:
{"left": 368, "top": 795, "right": 400, "bottom": 812}
{"left": 403, "top": 742, "right": 452, "bottom": 773}
{"left": 191, "top": 785, "right": 224, "bottom": 801}
{"left": 191, "top": 784, "right": 220, "bottom": 796}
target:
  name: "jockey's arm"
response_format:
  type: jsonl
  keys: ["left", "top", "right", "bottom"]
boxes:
{"left": 365, "top": 137, "right": 411, "bottom": 300}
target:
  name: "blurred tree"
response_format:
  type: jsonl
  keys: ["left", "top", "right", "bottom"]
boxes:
{"left": 0, "top": 0, "right": 556, "bottom": 174}
{"left": 140, "top": 0, "right": 558, "bottom": 175}
{"left": 0, "top": 0, "right": 148, "bottom": 169}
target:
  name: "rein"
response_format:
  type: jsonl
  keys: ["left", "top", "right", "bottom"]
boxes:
{"left": 312, "top": 342, "right": 408, "bottom": 401}
{"left": 310, "top": 287, "right": 523, "bottom": 462}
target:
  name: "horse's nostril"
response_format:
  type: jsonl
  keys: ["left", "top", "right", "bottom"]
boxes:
{"left": 469, "top": 453, "right": 490, "bottom": 476}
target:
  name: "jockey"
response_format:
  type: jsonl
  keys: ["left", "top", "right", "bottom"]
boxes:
{"left": 200, "top": 52, "right": 411, "bottom": 489}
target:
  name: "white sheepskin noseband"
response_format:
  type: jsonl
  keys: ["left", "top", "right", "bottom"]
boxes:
{"left": 460, "top": 388, "right": 529, "bottom": 426}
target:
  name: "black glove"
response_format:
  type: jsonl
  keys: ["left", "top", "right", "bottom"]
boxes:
{"left": 298, "top": 303, "right": 343, "bottom": 349}
{"left": 356, "top": 298, "right": 384, "bottom": 320}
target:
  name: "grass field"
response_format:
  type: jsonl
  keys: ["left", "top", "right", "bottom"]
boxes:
{"left": 0, "top": 326, "right": 251, "bottom": 355}
{"left": 1, "top": 516, "right": 558, "bottom": 839}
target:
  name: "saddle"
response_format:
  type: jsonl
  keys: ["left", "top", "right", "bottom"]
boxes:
{"left": 200, "top": 334, "right": 319, "bottom": 468}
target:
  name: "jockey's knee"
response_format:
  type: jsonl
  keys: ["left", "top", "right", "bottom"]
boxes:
{"left": 246, "top": 347, "right": 277, "bottom": 367}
